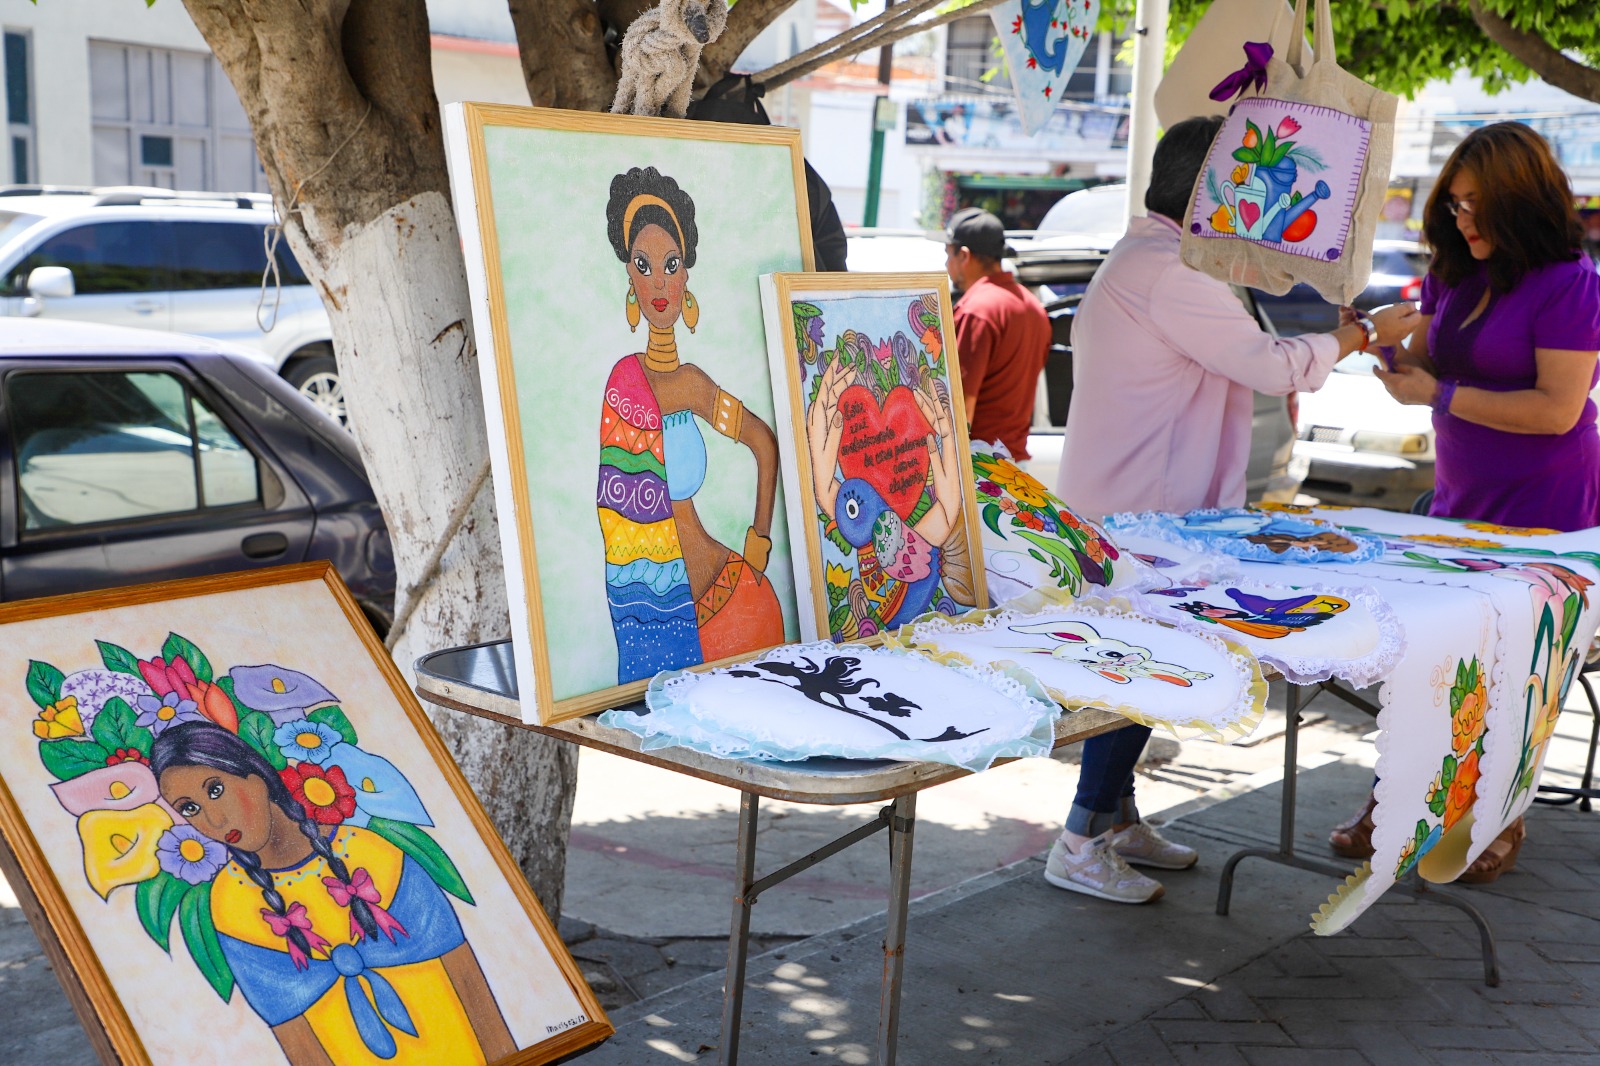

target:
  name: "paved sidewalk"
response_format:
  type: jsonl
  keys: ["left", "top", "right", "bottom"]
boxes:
{"left": 4, "top": 688, "right": 1597, "bottom": 1063}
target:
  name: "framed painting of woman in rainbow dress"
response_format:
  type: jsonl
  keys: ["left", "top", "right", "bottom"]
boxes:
{"left": 444, "top": 103, "right": 815, "bottom": 724}
{"left": 0, "top": 564, "right": 607, "bottom": 1065}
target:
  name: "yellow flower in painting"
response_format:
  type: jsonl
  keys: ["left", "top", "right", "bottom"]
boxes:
{"left": 1209, "top": 204, "right": 1233, "bottom": 233}
{"left": 986, "top": 457, "right": 1052, "bottom": 508}
{"left": 1252, "top": 502, "right": 1312, "bottom": 515}
{"left": 33, "top": 696, "right": 85, "bottom": 740}
{"left": 1395, "top": 835, "right": 1417, "bottom": 874}
{"left": 1450, "top": 680, "right": 1486, "bottom": 757}
{"left": 1406, "top": 534, "right": 1506, "bottom": 550}
{"left": 78, "top": 803, "right": 172, "bottom": 899}
{"left": 825, "top": 563, "right": 851, "bottom": 589}
{"left": 1462, "top": 521, "right": 1559, "bottom": 536}
{"left": 1230, "top": 163, "right": 1250, "bottom": 184}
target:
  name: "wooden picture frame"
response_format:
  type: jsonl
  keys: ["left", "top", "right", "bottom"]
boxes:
{"left": 443, "top": 102, "right": 817, "bottom": 724}
{"left": 0, "top": 563, "right": 609, "bottom": 1065}
{"left": 760, "top": 272, "right": 988, "bottom": 642}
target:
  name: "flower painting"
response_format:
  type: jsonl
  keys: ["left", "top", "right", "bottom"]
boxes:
{"left": 1189, "top": 96, "right": 1371, "bottom": 263}
{"left": 0, "top": 564, "right": 607, "bottom": 1065}
{"left": 761, "top": 273, "right": 987, "bottom": 641}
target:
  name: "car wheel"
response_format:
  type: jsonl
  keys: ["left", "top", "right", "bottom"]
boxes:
{"left": 285, "top": 353, "right": 346, "bottom": 427}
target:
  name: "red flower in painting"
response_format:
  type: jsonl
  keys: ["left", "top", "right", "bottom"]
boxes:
{"left": 1027, "top": 56, "right": 1038, "bottom": 69}
{"left": 281, "top": 763, "right": 358, "bottom": 825}
{"left": 1011, "top": 14, "right": 1022, "bottom": 33}
{"left": 106, "top": 747, "right": 148, "bottom": 766}
{"left": 1043, "top": 86, "right": 1053, "bottom": 98}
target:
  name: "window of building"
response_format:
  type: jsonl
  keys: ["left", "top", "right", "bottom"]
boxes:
{"left": 9, "top": 221, "right": 173, "bottom": 295}
{"left": 8, "top": 370, "right": 259, "bottom": 532}
{"left": 88, "top": 40, "right": 266, "bottom": 192}
{"left": 4, "top": 30, "right": 34, "bottom": 184}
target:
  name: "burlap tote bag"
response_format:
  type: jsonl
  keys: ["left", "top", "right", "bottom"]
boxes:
{"left": 1153, "top": 0, "right": 1307, "bottom": 131}
{"left": 1179, "top": 0, "right": 1396, "bottom": 304}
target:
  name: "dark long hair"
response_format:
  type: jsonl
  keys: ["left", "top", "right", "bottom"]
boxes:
{"left": 151, "top": 722, "right": 380, "bottom": 948}
{"left": 605, "top": 166, "right": 700, "bottom": 266}
{"left": 1423, "top": 122, "right": 1584, "bottom": 293}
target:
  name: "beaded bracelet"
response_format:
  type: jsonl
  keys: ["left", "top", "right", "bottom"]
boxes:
{"left": 1433, "top": 379, "right": 1457, "bottom": 416}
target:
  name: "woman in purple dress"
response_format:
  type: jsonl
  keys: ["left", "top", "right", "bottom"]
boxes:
{"left": 1329, "top": 122, "right": 1600, "bottom": 881}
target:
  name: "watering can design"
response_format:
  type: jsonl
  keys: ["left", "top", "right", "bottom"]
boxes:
{"left": 1264, "top": 181, "right": 1330, "bottom": 242}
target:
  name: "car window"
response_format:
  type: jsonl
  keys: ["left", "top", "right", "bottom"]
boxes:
{"left": 172, "top": 221, "right": 273, "bottom": 290}
{"left": 8, "top": 369, "right": 260, "bottom": 532}
{"left": 9, "top": 221, "right": 172, "bottom": 295}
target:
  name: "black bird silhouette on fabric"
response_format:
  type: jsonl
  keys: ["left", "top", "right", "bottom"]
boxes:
{"left": 731, "top": 654, "right": 990, "bottom": 743}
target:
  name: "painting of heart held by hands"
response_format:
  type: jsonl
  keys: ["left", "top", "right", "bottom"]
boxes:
{"left": 762, "top": 275, "right": 988, "bottom": 643}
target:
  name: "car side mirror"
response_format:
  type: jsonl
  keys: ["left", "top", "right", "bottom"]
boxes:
{"left": 26, "top": 265, "right": 75, "bottom": 300}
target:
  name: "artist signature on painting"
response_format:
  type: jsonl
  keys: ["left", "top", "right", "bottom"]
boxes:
{"left": 547, "top": 1014, "right": 589, "bottom": 1035}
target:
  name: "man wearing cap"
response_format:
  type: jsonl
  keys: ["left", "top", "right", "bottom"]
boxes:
{"left": 945, "top": 207, "right": 1051, "bottom": 459}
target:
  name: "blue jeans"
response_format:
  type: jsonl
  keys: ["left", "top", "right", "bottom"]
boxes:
{"left": 1066, "top": 724, "right": 1151, "bottom": 837}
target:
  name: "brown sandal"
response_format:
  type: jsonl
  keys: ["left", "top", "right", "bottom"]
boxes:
{"left": 1457, "top": 816, "right": 1526, "bottom": 885}
{"left": 1329, "top": 792, "right": 1378, "bottom": 859}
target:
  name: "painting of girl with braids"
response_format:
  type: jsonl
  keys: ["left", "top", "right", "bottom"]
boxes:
{"left": 761, "top": 274, "right": 987, "bottom": 641}
{"left": 0, "top": 566, "right": 606, "bottom": 1065}
{"left": 599, "top": 166, "right": 789, "bottom": 681}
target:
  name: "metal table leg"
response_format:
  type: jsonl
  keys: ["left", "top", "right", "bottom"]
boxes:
{"left": 878, "top": 793, "right": 916, "bottom": 1066}
{"left": 720, "top": 792, "right": 760, "bottom": 1065}
{"left": 1216, "top": 681, "right": 1501, "bottom": 986}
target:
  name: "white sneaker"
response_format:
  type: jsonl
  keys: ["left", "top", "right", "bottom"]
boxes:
{"left": 1108, "top": 821, "right": 1199, "bottom": 870}
{"left": 1044, "top": 832, "right": 1164, "bottom": 903}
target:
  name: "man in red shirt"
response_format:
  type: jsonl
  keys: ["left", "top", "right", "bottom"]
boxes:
{"left": 945, "top": 208, "right": 1051, "bottom": 458}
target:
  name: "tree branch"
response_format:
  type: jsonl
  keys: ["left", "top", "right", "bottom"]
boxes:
{"left": 508, "top": 0, "right": 616, "bottom": 112}
{"left": 1466, "top": 0, "right": 1600, "bottom": 106}
{"left": 699, "top": 0, "right": 796, "bottom": 84}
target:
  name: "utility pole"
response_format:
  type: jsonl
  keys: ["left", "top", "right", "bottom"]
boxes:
{"left": 1124, "top": 0, "right": 1169, "bottom": 223}
{"left": 862, "top": 0, "right": 896, "bottom": 227}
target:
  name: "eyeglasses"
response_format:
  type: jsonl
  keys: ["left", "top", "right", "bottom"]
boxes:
{"left": 1446, "top": 199, "right": 1477, "bottom": 218}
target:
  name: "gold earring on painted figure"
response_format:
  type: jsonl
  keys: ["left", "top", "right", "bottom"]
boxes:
{"left": 683, "top": 290, "right": 700, "bottom": 333}
{"left": 626, "top": 286, "right": 640, "bottom": 331}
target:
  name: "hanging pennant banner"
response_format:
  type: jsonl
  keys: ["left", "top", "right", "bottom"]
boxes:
{"left": 990, "top": 0, "right": 1101, "bottom": 136}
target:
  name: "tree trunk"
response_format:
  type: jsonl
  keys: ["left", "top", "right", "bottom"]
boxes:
{"left": 181, "top": 0, "right": 577, "bottom": 917}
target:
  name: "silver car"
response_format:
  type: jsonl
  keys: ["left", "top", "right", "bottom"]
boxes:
{"left": 0, "top": 185, "right": 344, "bottom": 424}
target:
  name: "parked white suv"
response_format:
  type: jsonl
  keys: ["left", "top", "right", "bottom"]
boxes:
{"left": 0, "top": 186, "right": 344, "bottom": 424}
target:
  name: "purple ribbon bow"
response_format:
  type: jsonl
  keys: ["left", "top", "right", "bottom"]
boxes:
{"left": 1210, "top": 41, "right": 1273, "bottom": 102}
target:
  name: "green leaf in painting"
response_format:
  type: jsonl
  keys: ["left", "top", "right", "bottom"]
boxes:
{"left": 828, "top": 603, "right": 854, "bottom": 640}
{"left": 25, "top": 660, "right": 65, "bottom": 709}
{"left": 96, "top": 640, "right": 142, "bottom": 676}
{"left": 161, "top": 633, "right": 212, "bottom": 682}
{"left": 38, "top": 738, "right": 112, "bottom": 781}
{"left": 135, "top": 872, "right": 188, "bottom": 953}
{"left": 179, "top": 882, "right": 233, "bottom": 1001}
{"left": 239, "top": 711, "right": 287, "bottom": 770}
{"left": 309, "top": 706, "right": 358, "bottom": 747}
{"left": 366, "top": 816, "right": 474, "bottom": 904}
{"left": 981, "top": 502, "right": 1004, "bottom": 538}
{"left": 906, "top": 490, "right": 933, "bottom": 526}
{"left": 1231, "top": 147, "right": 1259, "bottom": 164}
{"left": 92, "top": 697, "right": 151, "bottom": 759}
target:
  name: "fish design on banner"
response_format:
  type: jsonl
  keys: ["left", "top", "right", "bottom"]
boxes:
{"left": 989, "top": 0, "right": 1100, "bottom": 135}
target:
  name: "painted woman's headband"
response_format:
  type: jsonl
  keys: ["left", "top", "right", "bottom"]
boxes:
{"left": 623, "top": 193, "right": 686, "bottom": 253}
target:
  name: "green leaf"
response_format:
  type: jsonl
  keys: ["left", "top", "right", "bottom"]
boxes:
{"left": 822, "top": 513, "right": 852, "bottom": 555}
{"left": 791, "top": 301, "right": 822, "bottom": 320}
{"left": 135, "top": 872, "right": 188, "bottom": 953}
{"left": 906, "top": 490, "right": 934, "bottom": 526}
{"left": 1231, "top": 147, "right": 1259, "bottom": 164}
{"left": 239, "top": 711, "right": 287, "bottom": 770}
{"left": 96, "top": 640, "right": 142, "bottom": 677}
{"left": 161, "top": 634, "right": 212, "bottom": 683}
{"left": 981, "top": 502, "right": 1004, "bottom": 538}
{"left": 179, "top": 882, "right": 233, "bottom": 1002}
{"left": 309, "top": 706, "right": 358, "bottom": 747}
{"left": 38, "top": 738, "right": 112, "bottom": 781}
{"left": 92, "top": 698, "right": 151, "bottom": 759}
{"left": 366, "top": 816, "right": 473, "bottom": 904}
{"left": 828, "top": 603, "right": 854, "bottom": 639}
{"left": 25, "top": 660, "right": 65, "bottom": 709}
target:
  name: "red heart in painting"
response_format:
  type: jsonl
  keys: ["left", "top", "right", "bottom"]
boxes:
{"left": 1239, "top": 199, "right": 1262, "bottom": 231}
{"left": 835, "top": 383, "right": 933, "bottom": 519}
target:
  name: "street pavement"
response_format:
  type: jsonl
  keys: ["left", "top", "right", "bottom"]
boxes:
{"left": 5, "top": 680, "right": 1600, "bottom": 1063}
